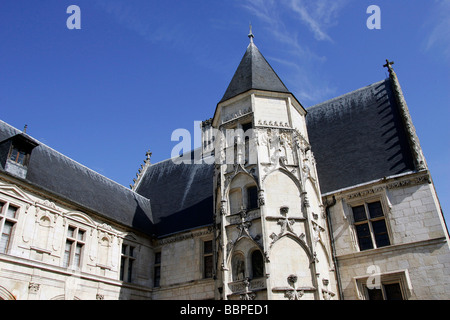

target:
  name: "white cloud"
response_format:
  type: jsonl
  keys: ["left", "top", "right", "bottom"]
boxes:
{"left": 239, "top": 0, "right": 348, "bottom": 104}
{"left": 288, "top": 0, "right": 331, "bottom": 42}
{"left": 423, "top": 0, "right": 450, "bottom": 62}
{"left": 268, "top": 55, "right": 336, "bottom": 104}
{"left": 288, "top": 0, "right": 349, "bottom": 42}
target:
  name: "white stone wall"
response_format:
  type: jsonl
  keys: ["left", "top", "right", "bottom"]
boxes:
{"left": 0, "top": 176, "right": 217, "bottom": 300}
{"left": 253, "top": 95, "right": 289, "bottom": 126}
{"left": 152, "top": 227, "right": 215, "bottom": 300}
{"left": 327, "top": 171, "right": 450, "bottom": 299}
{"left": 0, "top": 177, "right": 153, "bottom": 300}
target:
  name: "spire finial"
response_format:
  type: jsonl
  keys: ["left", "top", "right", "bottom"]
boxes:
{"left": 383, "top": 59, "right": 395, "bottom": 74}
{"left": 145, "top": 150, "right": 152, "bottom": 162}
{"left": 248, "top": 23, "right": 254, "bottom": 43}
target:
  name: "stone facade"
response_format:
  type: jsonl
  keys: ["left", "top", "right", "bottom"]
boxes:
{"left": 0, "top": 174, "right": 216, "bottom": 300}
{"left": 0, "top": 176, "right": 154, "bottom": 300}
{"left": 152, "top": 227, "right": 215, "bottom": 300}
{"left": 0, "top": 40, "right": 448, "bottom": 301}
{"left": 325, "top": 171, "right": 450, "bottom": 299}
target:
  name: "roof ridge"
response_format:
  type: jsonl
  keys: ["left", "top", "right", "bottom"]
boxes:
{"left": 0, "top": 119, "right": 150, "bottom": 201}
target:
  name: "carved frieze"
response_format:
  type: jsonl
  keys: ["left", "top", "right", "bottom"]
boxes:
{"left": 229, "top": 277, "right": 266, "bottom": 296}
{"left": 344, "top": 173, "right": 431, "bottom": 201}
{"left": 222, "top": 108, "right": 252, "bottom": 124}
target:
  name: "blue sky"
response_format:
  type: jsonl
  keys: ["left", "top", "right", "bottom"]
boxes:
{"left": 1, "top": 1, "right": 449, "bottom": 222}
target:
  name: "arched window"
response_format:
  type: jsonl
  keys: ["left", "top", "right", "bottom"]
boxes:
{"left": 232, "top": 253, "right": 246, "bottom": 281}
{"left": 228, "top": 173, "right": 259, "bottom": 214}
{"left": 251, "top": 250, "right": 264, "bottom": 278}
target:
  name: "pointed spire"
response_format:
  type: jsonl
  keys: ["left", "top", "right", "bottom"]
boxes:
{"left": 219, "top": 36, "right": 290, "bottom": 103}
{"left": 248, "top": 23, "right": 254, "bottom": 43}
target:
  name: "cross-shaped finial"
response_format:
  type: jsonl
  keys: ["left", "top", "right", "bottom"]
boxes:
{"left": 248, "top": 23, "right": 254, "bottom": 43}
{"left": 383, "top": 59, "right": 394, "bottom": 73}
{"left": 146, "top": 150, "right": 152, "bottom": 161}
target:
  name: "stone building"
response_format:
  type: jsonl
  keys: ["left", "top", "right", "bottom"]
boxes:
{"left": 0, "top": 35, "right": 448, "bottom": 300}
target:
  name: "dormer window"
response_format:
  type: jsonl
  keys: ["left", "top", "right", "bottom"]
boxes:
{"left": 0, "top": 133, "right": 38, "bottom": 179}
{"left": 8, "top": 145, "right": 28, "bottom": 166}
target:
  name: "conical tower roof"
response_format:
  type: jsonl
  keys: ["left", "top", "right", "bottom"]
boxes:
{"left": 219, "top": 41, "right": 291, "bottom": 103}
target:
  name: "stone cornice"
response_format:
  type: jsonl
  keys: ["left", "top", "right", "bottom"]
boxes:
{"left": 156, "top": 226, "right": 213, "bottom": 246}
{"left": 322, "top": 170, "right": 431, "bottom": 202}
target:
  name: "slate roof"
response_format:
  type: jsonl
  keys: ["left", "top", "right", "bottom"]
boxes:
{"left": 134, "top": 153, "right": 215, "bottom": 237}
{"left": 305, "top": 78, "right": 416, "bottom": 194}
{"left": 0, "top": 120, "right": 155, "bottom": 236}
{"left": 219, "top": 42, "right": 290, "bottom": 103}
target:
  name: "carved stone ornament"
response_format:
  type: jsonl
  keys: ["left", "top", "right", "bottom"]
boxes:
{"left": 239, "top": 278, "right": 257, "bottom": 300}
{"left": 312, "top": 221, "right": 325, "bottom": 248}
{"left": 269, "top": 206, "right": 306, "bottom": 248}
{"left": 226, "top": 211, "right": 265, "bottom": 262}
{"left": 240, "top": 292, "right": 256, "bottom": 300}
{"left": 220, "top": 200, "right": 227, "bottom": 216}
{"left": 236, "top": 210, "right": 252, "bottom": 238}
{"left": 285, "top": 275, "right": 304, "bottom": 300}
{"left": 28, "top": 282, "right": 40, "bottom": 294}
{"left": 258, "top": 189, "right": 265, "bottom": 206}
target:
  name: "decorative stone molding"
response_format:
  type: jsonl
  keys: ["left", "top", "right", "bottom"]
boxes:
{"left": 222, "top": 107, "right": 252, "bottom": 124}
{"left": 257, "top": 119, "right": 290, "bottom": 128}
{"left": 386, "top": 174, "right": 430, "bottom": 189}
{"left": 224, "top": 164, "right": 258, "bottom": 192}
{"left": 226, "top": 210, "right": 264, "bottom": 259}
{"left": 226, "top": 209, "right": 260, "bottom": 225}
{"left": 157, "top": 227, "right": 213, "bottom": 245}
{"left": 228, "top": 277, "right": 265, "bottom": 298}
{"left": 345, "top": 172, "right": 430, "bottom": 201}
{"left": 268, "top": 206, "right": 306, "bottom": 249}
